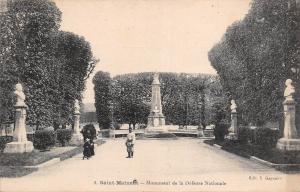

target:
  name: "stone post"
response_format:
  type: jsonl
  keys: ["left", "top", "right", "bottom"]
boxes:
{"left": 4, "top": 83, "right": 33, "bottom": 153}
{"left": 70, "top": 100, "right": 83, "bottom": 145}
{"left": 228, "top": 100, "right": 238, "bottom": 140}
{"left": 277, "top": 79, "right": 300, "bottom": 151}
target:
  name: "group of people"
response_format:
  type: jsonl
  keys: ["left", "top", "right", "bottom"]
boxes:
{"left": 81, "top": 124, "right": 97, "bottom": 160}
{"left": 81, "top": 124, "right": 136, "bottom": 159}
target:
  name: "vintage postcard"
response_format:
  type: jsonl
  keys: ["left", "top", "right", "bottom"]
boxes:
{"left": 1, "top": 0, "right": 300, "bottom": 191}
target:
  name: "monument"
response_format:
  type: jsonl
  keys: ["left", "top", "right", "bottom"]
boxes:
{"left": 228, "top": 100, "right": 238, "bottom": 140}
{"left": 70, "top": 99, "right": 83, "bottom": 145}
{"left": 4, "top": 83, "right": 34, "bottom": 153}
{"left": 277, "top": 79, "right": 300, "bottom": 151}
{"left": 147, "top": 73, "right": 166, "bottom": 131}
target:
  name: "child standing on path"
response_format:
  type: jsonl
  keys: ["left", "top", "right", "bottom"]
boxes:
{"left": 125, "top": 127, "right": 136, "bottom": 158}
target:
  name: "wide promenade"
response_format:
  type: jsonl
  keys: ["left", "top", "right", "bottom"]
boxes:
{"left": 1, "top": 138, "right": 299, "bottom": 192}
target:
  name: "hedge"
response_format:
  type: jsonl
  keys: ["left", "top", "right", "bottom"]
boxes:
{"left": 33, "top": 130, "right": 56, "bottom": 151}
{"left": 0, "top": 136, "right": 13, "bottom": 153}
{"left": 237, "top": 126, "right": 279, "bottom": 148}
{"left": 213, "top": 122, "right": 229, "bottom": 141}
{"left": 56, "top": 129, "right": 72, "bottom": 146}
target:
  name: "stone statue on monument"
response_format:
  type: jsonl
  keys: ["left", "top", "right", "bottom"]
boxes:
{"left": 284, "top": 79, "right": 295, "bottom": 101}
{"left": 4, "top": 83, "right": 34, "bottom": 153}
{"left": 276, "top": 78, "right": 300, "bottom": 151}
{"left": 15, "top": 83, "right": 26, "bottom": 107}
{"left": 230, "top": 100, "right": 237, "bottom": 113}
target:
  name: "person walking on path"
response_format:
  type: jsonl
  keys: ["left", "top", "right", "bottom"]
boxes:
{"left": 125, "top": 127, "right": 136, "bottom": 158}
{"left": 83, "top": 138, "right": 92, "bottom": 160}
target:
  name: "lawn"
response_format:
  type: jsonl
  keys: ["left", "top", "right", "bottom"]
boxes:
{"left": 0, "top": 139, "right": 105, "bottom": 177}
{"left": 0, "top": 146, "right": 82, "bottom": 177}
{"left": 204, "top": 139, "right": 300, "bottom": 164}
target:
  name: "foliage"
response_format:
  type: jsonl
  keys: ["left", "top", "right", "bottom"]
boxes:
{"left": 52, "top": 31, "right": 97, "bottom": 129}
{"left": 100, "top": 72, "right": 224, "bottom": 128}
{"left": 209, "top": 101, "right": 230, "bottom": 125}
{"left": 0, "top": 136, "right": 13, "bottom": 153}
{"left": 213, "top": 122, "right": 229, "bottom": 141}
{"left": 208, "top": 0, "right": 298, "bottom": 128}
{"left": 112, "top": 73, "right": 151, "bottom": 128}
{"left": 33, "top": 130, "right": 56, "bottom": 150}
{"left": 254, "top": 128, "right": 280, "bottom": 148}
{"left": 93, "top": 71, "right": 112, "bottom": 129}
{"left": 56, "top": 129, "right": 72, "bottom": 146}
{"left": 237, "top": 127, "right": 251, "bottom": 144}
{"left": 237, "top": 126, "right": 280, "bottom": 147}
{"left": 0, "top": 0, "right": 97, "bottom": 130}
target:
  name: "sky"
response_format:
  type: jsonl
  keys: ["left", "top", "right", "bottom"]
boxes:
{"left": 53, "top": 0, "right": 251, "bottom": 103}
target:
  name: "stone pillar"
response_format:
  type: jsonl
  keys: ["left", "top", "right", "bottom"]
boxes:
{"left": 4, "top": 83, "right": 33, "bottom": 153}
{"left": 70, "top": 100, "right": 83, "bottom": 145}
{"left": 277, "top": 79, "right": 300, "bottom": 151}
{"left": 228, "top": 100, "right": 238, "bottom": 140}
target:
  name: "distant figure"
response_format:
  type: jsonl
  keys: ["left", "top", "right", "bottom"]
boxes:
{"left": 125, "top": 127, "right": 136, "bottom": 158}
{"left": 15, "top": 83, "right": 26, "bottom": 106}
{"left": 83, "top": 138, "right": 92, "bottom": 160}
{"left": 284, "top": 79, "right": 295, "bottom": 101}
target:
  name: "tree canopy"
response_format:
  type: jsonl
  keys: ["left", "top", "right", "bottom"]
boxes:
{"left": 0, "top": 0, "right": 97, "bottom": 129}
{"left": 208, "top": 0, "right": 298, "bottom": 128}
{"left": 93, "top": 72, "right": 226, "bottom": 129}
{"left": 93, "top": 71, "right": 112, "bottom": 129}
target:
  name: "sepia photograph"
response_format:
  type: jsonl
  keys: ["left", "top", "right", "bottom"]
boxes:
{"left": 0, "top": 0, "right": 300, "bottom": 191}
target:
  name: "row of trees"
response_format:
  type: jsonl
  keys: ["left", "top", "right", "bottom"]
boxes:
{"left": 93, "top": 71, "right": 228, "bottom": 129}
{"left": 0, "top": 0, "right": 97, "bottom": 129}
{"left": 208, "top": 0, "right": 299, "bottom": 129}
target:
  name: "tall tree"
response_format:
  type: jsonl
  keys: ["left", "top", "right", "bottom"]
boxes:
{"left": 208, "top": 0, "right": 295, "bottom": 128}
{"left": 93, "top": 71, "right": 112, "bottom": 129}
{"left": 53, "top": 31, "right": 97, "bottom": 129}
{"left": 0, "top": 0, "right": 97, "bottom": 129}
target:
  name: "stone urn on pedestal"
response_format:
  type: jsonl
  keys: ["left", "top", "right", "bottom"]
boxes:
{"left": 4, "top": 83, "right": 34, "bottom": 153}
{"left": 70, "top": 100, "right": 83, "bottom": 145}
{"left": 277, "top": 79, "right": 300, "bottom": 151}
{"left": 228, "top": 100, "right": 238, "bottom": 140}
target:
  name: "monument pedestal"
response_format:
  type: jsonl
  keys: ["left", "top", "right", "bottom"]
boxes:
{"left": 277, "top": 138, "right": 300, "bottom": 151}
{"left": 228, "top": 110, "right": 238, "bottom": 140}
{"left": 70, "top": 109, "right": 83, "bottom": 145}
{"left": 147, "top": 115, "right": 165, "bottom": 127}
{"left": 4, "top": 141, "right": 34, "bottom": 153}
{"left": 4, "top": 104, "right": 33, "bottom": 153}
{"left": 276, "top": 92, "right": 300, "bottom": 151}
{"left": 70, "top": 133, "right": 83, "bottom": 145}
